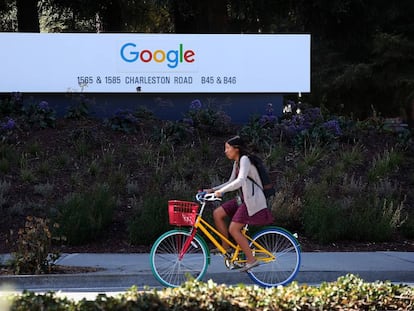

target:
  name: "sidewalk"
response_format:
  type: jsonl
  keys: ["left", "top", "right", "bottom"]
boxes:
{"left": 1, "top": 252, "right": 413, "bottom": 290}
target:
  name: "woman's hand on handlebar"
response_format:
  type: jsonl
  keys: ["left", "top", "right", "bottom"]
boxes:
{"left": 196, "top": 190, "right": 222, "bottom": 202}
{"left": 200, "top": 188, "right": 222, "bottom": 197}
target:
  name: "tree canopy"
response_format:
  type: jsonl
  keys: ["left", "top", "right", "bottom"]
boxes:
{"left": 1, "top": 0, "right": 413, "bottom": 120}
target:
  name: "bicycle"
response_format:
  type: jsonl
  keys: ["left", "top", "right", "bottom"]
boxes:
{"left": 150, "top": 192, "right": 301, "bottom": 287}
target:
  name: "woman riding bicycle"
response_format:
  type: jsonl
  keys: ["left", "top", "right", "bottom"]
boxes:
{"left": 205, "top": 135, "right": 273, "bottom": 272}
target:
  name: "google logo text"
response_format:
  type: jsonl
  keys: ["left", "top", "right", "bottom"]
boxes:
{"left": 120, "top": 43, "right": 195, "bottom": 69}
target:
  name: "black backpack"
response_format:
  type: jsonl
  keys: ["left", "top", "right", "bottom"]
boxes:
{"left": 247, "top": 155, "right": 276, "bottom": 198}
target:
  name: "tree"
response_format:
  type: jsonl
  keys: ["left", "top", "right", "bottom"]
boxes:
{"left": 164, "top": 0, "right": 229, "bottom": 33}
{"left": 16, "top": 0, "right": 40, "bottom": 32}
{"left": 293, "top": 0, "right": 414, "bottom": 119}
{"left": 49, "top": 0, "right": 170, "bottom": 32}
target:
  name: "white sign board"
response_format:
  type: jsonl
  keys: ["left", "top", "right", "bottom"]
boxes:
{"left": 0, "top": 33, "right": 310, "bottom": 93}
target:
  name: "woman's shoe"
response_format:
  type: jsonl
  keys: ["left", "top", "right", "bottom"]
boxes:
{"left": 240, "top": 260, "right": 260, "bottom": 272}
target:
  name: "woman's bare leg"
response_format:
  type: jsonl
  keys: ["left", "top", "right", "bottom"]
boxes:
{"left": 213, "top": 206, "right": 230, "bottom": 249}
{"left": 229, "top": 221, "right": 255, "bottom": 264}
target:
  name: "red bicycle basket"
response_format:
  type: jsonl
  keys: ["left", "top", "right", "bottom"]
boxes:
{"left": 168, "top": 200, "right": 199, "bottom": 226}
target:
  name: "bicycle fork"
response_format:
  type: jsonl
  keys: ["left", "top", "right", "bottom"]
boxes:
{"left": 178, "top": 227, "right": 198, "bottom": 260}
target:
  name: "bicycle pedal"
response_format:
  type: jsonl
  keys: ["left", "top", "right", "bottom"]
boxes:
{"left": 224, "top": 257, "right": 244, "bottom": 270}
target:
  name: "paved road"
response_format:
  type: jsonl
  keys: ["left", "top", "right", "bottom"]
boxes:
{"left": 1, "top": 252, "right": 413, "bottom": 292}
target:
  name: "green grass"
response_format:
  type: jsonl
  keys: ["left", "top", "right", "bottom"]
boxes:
{"left": 368, "top": 148, "right": 403, "bottom": 182}
{"left": 340, "top": 143, "right": 364, "bottom": 169}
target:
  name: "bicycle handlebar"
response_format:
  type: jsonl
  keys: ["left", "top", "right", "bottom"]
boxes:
{"left": 196, "top": 191, "right": 222, "bottom": 203}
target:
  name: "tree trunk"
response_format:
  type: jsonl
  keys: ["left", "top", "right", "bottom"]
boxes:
{"left": 16, "top": 0, "right": 40, "bottom": 32}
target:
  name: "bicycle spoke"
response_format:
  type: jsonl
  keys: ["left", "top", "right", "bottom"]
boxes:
{"left": 150, "top": 230, "right": 208, "bottom": 287}
{"left": 248, "top": 228, "right": 301, "bottom": 287}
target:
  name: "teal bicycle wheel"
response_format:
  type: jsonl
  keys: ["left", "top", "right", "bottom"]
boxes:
{"left": 247, "top": 227, "right": 301, "bottom": 287}
{"left": 150, "top": 229, "right": 209, "bottom": 287}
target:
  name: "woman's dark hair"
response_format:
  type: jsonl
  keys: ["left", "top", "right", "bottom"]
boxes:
{"left": 226, "top": 135, "right": 250, "bottom": 157}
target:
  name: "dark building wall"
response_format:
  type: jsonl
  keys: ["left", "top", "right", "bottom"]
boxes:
{"left": 22, "top": 93, "right": 283, "bottom": 124}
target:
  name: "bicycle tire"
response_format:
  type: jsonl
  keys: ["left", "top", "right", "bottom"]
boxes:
{"left": 247, "top": 227, "right": 301, "bottom": 287}
{"left": 150, "top": 229, "right": 209, "bottom": 287}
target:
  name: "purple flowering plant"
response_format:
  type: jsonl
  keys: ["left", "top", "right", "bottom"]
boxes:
{"left": 259, "top": 103, "right": 278, "bottom": 128}
{"left": 1, "top": 117, "right": 16, "bottom": 131}
{"left": 322, "top": 119, "right": 342, "bottom": 136}
{"left": 240, "top": 102, "right": 280, "bottom": 150}
{"left": 264, "top": 98, "right": 343, "bottom": 148}
{"left": 184, "top": 99, "right": 232, "bottom": 136}
{"left": 189, "top": 99, "right": 202, "bottom": 110}
{"left": 24, "top": 100, "right": 56, "bottom": 129}
{"left": 0, "top": 117, "right": 17, "bottom": 143}
{"left": 38, "top": 101, "right": 49, "bottom": 110}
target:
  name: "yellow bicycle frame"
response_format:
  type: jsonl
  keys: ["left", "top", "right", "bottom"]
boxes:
{"left": 193, "top": 214, "right": 275, "bottom": 264}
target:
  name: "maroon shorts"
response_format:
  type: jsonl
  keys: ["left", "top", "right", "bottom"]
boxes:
{"left": 221, "top": 198, "right": 274, "bottom": 225}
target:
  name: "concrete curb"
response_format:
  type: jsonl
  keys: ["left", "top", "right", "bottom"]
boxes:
{"left": 1, "top": 252, "right": 413, "bottom": 290}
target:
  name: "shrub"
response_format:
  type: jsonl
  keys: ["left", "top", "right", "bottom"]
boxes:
{"left": 259, "top": 103, "right": 278, "bottom": 128}
{"left": 280, "top": 106, "right": 322, "bottom": 137}
{"left": 292, "top": 118, "right": 342, "bottom": 149}
{"left": 7, "top": 275, "right": 413, "bottom": 310}
{"left": 153, "top": 120, "right": 194, "bottom": 145}
{"left": 0, "top": 117, "right": 18, "bottom": 144}
{"left": 128, "top": 194, "right": 169, "bottom": 245}
{"left": 346, "top": 196, "right": 404, "bottom": 241}
{"left": 23, "top": 100, "right": 56, "bottom": 129}
{"left": 105, "top": 109, "right": 141, "bottom": 133}
{"left": 184, "top": 99, "right": 232, "bottom": 136}
{"left": 10, "top": 216, "right": 61, "bottom": 274}
{"left": 270, "top": 186, "right": 303, "bottom": 230}
{"left": 240, "top": 116, "right": 274, "bottom": 152}
{"left": 65, "top": 94, "right": 92, "bottom": 119}
{"left": 134, "top": 106, "right": 155, "bottom": 120}
{"left": 302, "top": 181, "right": 347, "bottom": 243}
{"left": 238, "top": 103, "right": 280, "bottom": 152}
{"left": 278, "top": 104, "right": 343, "bottom": 149}
{"left": 303, "top": 173, "right": 407, "bottom": 243}
{"left": 55, "top": 184, "right": 116, "bottom": 245}
{"left": 9, "top": 291, "right": 71, "bottom": 311}
{"left": 0, "top": 117, "right": 16, "bottom": 131}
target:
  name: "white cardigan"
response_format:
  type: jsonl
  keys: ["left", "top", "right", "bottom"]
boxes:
{"left": 213, "top": 155, "right": 267, "bottom": 216}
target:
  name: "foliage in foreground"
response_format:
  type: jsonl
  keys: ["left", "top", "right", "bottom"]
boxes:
{"left": 10, "top": 216, "right": 61, "bottom": 275}
{"left": 4, "top": 275, "right": 413, "bottom": 311}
